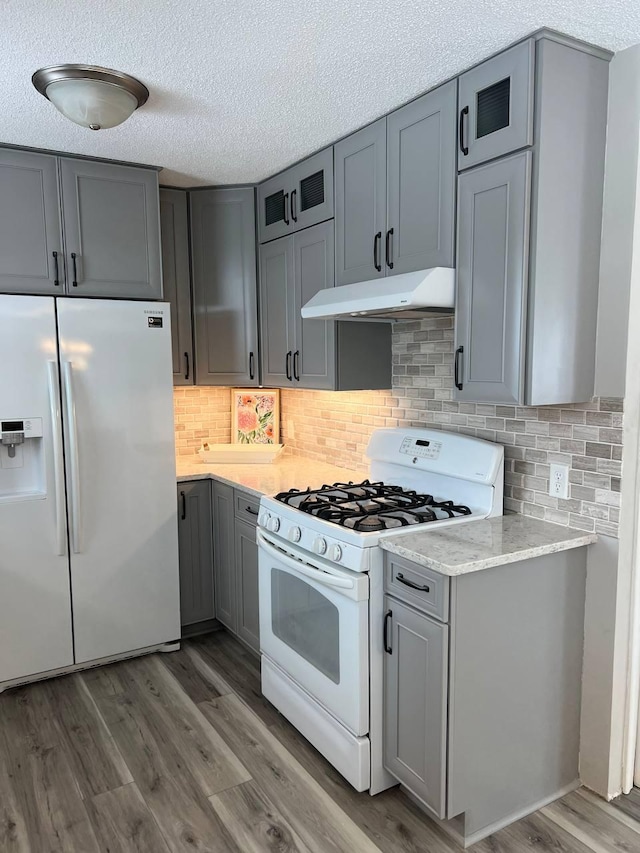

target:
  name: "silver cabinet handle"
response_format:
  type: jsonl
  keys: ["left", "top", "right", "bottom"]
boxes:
{"left": 62, "top": 362, "right": 82, "bottom": 553}
{"left": 47, "top": 361, "right": 66, "bottom": 556}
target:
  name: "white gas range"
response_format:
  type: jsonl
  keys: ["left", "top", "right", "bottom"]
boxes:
{"left": 257, "top": 428, "right": 504, "bottom": 795}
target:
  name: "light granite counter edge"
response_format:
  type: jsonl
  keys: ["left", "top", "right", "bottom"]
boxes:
{"left": 379, "top": 518, "right": 598, "bottom": 577}
{"left": 176, "top": 470, "right": 263, "bottom": 498}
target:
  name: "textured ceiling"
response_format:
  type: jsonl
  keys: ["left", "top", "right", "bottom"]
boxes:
{"left": 2, "top": 0, "right": 640, "bottom": 186}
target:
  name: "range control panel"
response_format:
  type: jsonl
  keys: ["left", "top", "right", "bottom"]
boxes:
{"left": 399, "top": 435, "right": 443, "bottom": 460}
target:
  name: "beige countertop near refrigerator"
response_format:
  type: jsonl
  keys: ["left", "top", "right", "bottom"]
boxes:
{"left": 175, "top": 454, "right": 367, "bottom": 499}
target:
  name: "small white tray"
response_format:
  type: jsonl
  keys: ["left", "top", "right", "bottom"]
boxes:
{"left": 198, "top": 444, "right": 284, "bottom": 464}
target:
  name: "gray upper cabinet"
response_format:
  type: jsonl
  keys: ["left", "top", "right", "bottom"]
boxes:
{"left": 334, "top": 119, "right": 387, "bottom": 286}
{"left": 212, "top": 480, "right": 237, "bottom": 633}
{"left": 383, "top": 595, "right": 448, "bottom": 818}
{"left": 455, "top": 152, "right": 531, "bottom": 405}
{"left": 259, "top": 222, "right": 391, "bottom": 391}
{"left": 0, "top": 149, "right": 63, "bottom": 295}
{"left": 293, "top": 220, "right": 335, "bottom": 389}
{"left": 59, "top": 158, "right": 162, "bottom": 299}
{"left": 177, "top": 481, "right": 214, "bottom": 631}
{"left": 191, "top": 188, "right": 259, "bottom": 386}
{"left": 258, "top": 148, "right": 334, "bottom": 243}
{"left": 334, "top": 81, "right": 456, "bottom": 287}
{"left": 454, "top": 35, "right": 609, "bottom": 405}
{"left": 458, "top": 39, "right": 535, "bottom": 170}
{"left": 160, "top": 189, "right": 194, "bottom": 385}
{"left": 259, "top": 234, "right": 295, "bottom": 387}
{"left": 387, "top": 81, "right": 457, "bottom": 273}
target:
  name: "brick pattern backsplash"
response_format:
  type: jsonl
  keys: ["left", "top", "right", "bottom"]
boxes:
{"left": 280, "top": 389, "right": 397, "bottom": 471}
{"left": 173, "top": 315, "right": 624, "bottom": 536}
{"left": 392, "top": 317, "right": 623, "bottom": 537}
{"left": 173, "top": 387, "right": 231, "bottom": 456}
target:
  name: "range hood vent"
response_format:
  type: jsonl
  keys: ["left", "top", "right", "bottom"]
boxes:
{"left": 301, "top": 268, "right": 455, "bottom": 321}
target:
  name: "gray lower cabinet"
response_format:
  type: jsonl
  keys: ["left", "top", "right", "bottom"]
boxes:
{"left": 458, "top": 39, "right": 535, "bottom": 170}
{"left": 59, "top": 158, "right": 162, "bottom": 299}
{"left": 259, "top": 222, "right": 391, "bottom": 390}
{"left": 160, "top": 189, "right": 194, "bottom": 385}
{"left": 334, "top": 82, "right": 456, "bottom": 286}
{"left": 258, "top": 148, "right": 334, "bottom": 244}
{"left": 0, "top": 149, "right": 63, "bottom": 295}
{"left": 191, "top": 188, "right": 258, "bottom": 386}
{"left": 177, "top": 481, "right": 214, "bottom": 631}
{"left": 211, "top": 481, "right": 260, "bottom": 653}
{"left": 235, "top": 518, "right": 260, "bottom": 653}
{"left": 383, "top": 595, "right": 448, "bottom": 818}
{"left": 212, "top": 481, "right": 237, "bottom": 632}
{"left": 454, "top": 35, "right": 609, "bottom": 405}
{"left": 383, "top": 547, "right": 588, "bottom": 846}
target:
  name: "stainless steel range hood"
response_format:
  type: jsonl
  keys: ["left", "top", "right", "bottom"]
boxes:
{"left": 301, "top": 268, "right": 455, "bottom": 321}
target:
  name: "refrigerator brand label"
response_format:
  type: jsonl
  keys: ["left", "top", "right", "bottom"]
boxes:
{"left": 147, "top": 316, "right": 163, "bottom": 328}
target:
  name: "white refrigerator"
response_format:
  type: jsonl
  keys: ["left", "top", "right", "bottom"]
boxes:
{"left": 0, "top": 295, "right": 180, "bottom": 689}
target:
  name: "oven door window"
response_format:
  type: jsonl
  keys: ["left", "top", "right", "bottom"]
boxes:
{"left": 271, "top": 569, "right": 340, "bottom": 684}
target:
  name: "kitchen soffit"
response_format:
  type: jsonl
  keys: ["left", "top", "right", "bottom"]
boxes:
{"left": 2, "top": 0, "right": 639, "bottom": 187}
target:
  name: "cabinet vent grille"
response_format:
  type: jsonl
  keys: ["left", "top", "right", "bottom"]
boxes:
{"left": 265, "top": 191, "right": 285, "bottom": 226}
{"left": 476, "top": 78, "right": 510, "bottom": 139}
{"left": 300, "top": 170, "right": 324, "bottom": 211}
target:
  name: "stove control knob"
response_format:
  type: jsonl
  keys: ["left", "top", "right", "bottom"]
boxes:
{"left": 258, "top": 510, "right": 269, "bottom": 527}
{"left": 313, "top": 536, "right": 327, "bottom": 556}
{"left": 328, "top": 544, "right": 342, "bottom": 562}
{"left": 288, "top": 526, "right": 302, "bottom": 543}
{"left": 268, "top": 516, "right": 281, "bottom": 533}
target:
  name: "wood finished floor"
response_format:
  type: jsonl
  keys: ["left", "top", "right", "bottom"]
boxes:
{"left": 1, "top": 629, "right": 639, "bottom": 853}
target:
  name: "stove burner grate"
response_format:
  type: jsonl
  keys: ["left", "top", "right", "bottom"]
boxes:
{"left": 275, "top": 480, "right": 472, "bottom": 531}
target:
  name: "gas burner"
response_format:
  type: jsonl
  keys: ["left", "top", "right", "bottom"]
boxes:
{"left": 275, "top": 480, "right": 472, "bottom": 531}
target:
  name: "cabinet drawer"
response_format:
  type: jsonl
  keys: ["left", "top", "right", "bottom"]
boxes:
{"left": 384, "top": 553, "right": 449, "bottom": 623}
{"left": 234, "top": 490, "right": 260, "bottom": 525}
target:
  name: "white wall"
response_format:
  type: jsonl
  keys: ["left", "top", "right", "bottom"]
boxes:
{"left": 595, "top": 45, "right": 640, "bottom": 398}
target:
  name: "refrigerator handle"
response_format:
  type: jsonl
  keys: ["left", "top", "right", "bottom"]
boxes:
{"left": 62, "top": 361, "right": 83, "bottom": 554}
{"left": 47, "top": 361, "right": 66, "bottom": 557}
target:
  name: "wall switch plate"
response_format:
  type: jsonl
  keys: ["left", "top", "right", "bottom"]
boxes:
{"left": 549, "top": 463, "right": 569, "bottom": 500}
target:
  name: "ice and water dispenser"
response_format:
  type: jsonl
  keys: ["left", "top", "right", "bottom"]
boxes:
{"left": 0, "top": 417, "right": 45, "bottom": 501}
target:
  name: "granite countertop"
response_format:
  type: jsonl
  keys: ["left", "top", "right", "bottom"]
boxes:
{"left": 379, "top": 514, "right": 597, "bottom": 576}
{"left": 175, "top": 454, "right": 367, "bottom": 499}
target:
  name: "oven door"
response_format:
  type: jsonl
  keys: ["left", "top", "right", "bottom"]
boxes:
{"left": 257, "top": 529, "right": 369, "bottom": 736}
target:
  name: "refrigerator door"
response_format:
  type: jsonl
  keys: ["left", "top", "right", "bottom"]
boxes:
{"left": 0, "top": 295, "right": 74, "bottom": 685}
{"left": 57, "top": 299, "right": 180, "bottom": 663}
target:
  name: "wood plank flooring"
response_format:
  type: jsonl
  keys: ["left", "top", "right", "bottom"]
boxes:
{"left": 1, "top": 629, "right": 639, "bottom": 852}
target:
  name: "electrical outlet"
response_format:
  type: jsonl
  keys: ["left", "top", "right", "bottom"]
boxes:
{"left": 549, "top": 463, "right": 569, "bottom": 500}
{"left": 287, "top": 419, "right": 295, "bottom": 440}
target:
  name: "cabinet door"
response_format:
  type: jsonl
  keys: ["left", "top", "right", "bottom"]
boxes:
{"left": 383, "top": 596, "right": 448, "bottom": 818}
{"left": 191, "top": 188, "right": 258, "bottom": 386}
{"left": 293, "top": 221, "right": 335, "bottom": 389}
{"left": 259, "top": 235, "right": 295, "bottom": 387}
{"left": 235, "top": 518, "right": 260, "bottom": 653}
{"left": 59, "top": 158, "right": 162, "bottom": 298}
{"left": 212, "top": 481, "right": 237, "bottom": 632}
{"left": 258, "top": 172, "right": 293, "bottom": 244}
{"left": 387, "top": 80, "right": 457, "bottom": 275}
{"left": 455, "top": 151, "right": 531, "bottom": 404}
{"left": 177, "top": 482, "right": 214, "bottom": 629}
{"left": 0, "top": 149, "right": 64, "bottom": 294}
{"left": 160, "top": 189, "right": 193, "bottom": 386}
{"left": 290, "top": 148, "right": 334, "bottom": 233}
{"left": 458, "top": 40, "right": 535, "bottom": 170}
{"left": 335, "top": 119, "right": 387, "bottom": 286}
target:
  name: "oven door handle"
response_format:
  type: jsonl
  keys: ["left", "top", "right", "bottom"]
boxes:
{"left": 257, "top": 530, "right": 355, "bottom": 590}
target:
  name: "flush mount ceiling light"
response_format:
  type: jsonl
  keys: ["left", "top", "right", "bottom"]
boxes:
{"left": 32, "top": 64, "right": 149, "bottom": 131}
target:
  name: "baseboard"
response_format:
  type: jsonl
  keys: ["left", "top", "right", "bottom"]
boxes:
{"left": 401, "top": 778, "right": 581, "bottom": 848}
